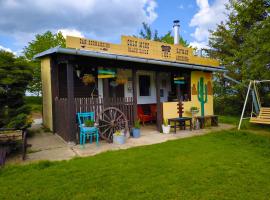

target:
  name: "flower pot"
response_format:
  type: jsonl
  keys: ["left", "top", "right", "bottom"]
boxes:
{"left": 113, "top": 134, "right": 126, "bottom": 144}
{"left": 162, "top": 125, "right": 171, "bottom": 134}
{"left": 132, "top": 128, "right": 140, "bottom": 138}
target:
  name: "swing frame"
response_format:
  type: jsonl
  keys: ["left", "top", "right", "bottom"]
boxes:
{"left": 238, "top": 80, "right": 270, "bottom": 130}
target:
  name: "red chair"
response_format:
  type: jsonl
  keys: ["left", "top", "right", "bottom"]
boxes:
{"left": 137, "top": 105, "right": 156, "bottom": 125}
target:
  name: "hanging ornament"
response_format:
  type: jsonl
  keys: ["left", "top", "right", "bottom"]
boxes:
{"left": 82, "top": 74, "right": 95, "bottom": 85}
{"left": 116, "top": 69, "right": 128, "bottom": 85}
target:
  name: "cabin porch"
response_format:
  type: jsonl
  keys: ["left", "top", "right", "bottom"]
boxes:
{"left": 49, "top": 54, "right": 193, "bottom": 143}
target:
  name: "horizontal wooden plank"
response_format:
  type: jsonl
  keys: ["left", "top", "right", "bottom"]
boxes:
{"left": 250, "top": 117, "right": 270, "bottom": 124}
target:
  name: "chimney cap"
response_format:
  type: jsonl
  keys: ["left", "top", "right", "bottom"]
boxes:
{"left": 173, "top": 20, "right": 180, "bottom": 26}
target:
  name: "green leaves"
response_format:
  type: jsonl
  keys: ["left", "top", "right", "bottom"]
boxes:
{"left": 0, "top": 50, "right": 33, "bottom": 129}
{"left": 209, "top": 0, "right": 270, "bottom": 109}
{"left": 138, "top": 22, "right": 189, "bottom": 46}
{"left": 23, "top": 31, "right": 66, "bottom": 95}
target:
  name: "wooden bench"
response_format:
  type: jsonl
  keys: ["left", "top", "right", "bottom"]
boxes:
{"left": 0, "top": 129, "right": 28, "bottom": 167}
{"left": 250, "top": 107, "right": 270, "bottom": 124}
{"left": 194, "top": 115, "right": 218, "bottom": 129}
{"left": 168, "top": 117, "right": 192, "bottom": 133}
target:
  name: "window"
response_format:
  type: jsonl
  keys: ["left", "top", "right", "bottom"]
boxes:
{"left": 139, "top": 75, "right": 150, "bottom": 96}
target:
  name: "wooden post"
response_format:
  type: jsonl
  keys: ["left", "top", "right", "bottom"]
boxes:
{"left": 103, "top": 78, "right": 109, "bottom": 108}
{"left": 132, "top": 69, "right": 137, "bottom": 124}
{"left": 66, "top": 62, "right": 76, "bottom": 143}
{"left": 50, "top": 58, "right": 59, "bottom": 133}
{"left": 155, "top": 71, "right": 162, "bottom": 132}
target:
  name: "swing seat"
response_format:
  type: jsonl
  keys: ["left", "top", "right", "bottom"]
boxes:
{"left": 250, "top": 107, "right": 270, "bottom": 124}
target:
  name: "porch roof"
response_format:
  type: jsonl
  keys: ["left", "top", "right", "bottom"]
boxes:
{"left": 34, "top": 47, "right": 226, "bottom": 72}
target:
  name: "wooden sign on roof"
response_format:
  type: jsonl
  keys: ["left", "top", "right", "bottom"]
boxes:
{"left": 66, "top": 35, "right": 219, "bottom": 67}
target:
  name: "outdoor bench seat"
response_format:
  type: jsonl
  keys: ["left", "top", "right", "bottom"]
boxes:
{"left": 194, "top": 115, "right": 218, "bottom": 129}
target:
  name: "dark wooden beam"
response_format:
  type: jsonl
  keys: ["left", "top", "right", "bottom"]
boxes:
{"left": 50, "top": 58, "right": 57, "bottom": 133}
{"left": 103, "top": 78, "right": 109, "bottom": 107}
{"left": 132, "top": 69, "right": 137, "bottom": 124}
{"left": 66, "top": 62, "right": 76, "bottom": 142}
{"left": 155, "top": 71, "right": 162, "bottom": 132}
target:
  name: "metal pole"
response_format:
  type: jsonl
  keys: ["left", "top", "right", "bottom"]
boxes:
{"left": 238, "top": 81, "right": 252, "bottom": 130}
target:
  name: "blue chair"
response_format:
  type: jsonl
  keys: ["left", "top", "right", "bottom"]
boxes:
{"left": 77, "top": 112, "right": 99, "bottom": 147}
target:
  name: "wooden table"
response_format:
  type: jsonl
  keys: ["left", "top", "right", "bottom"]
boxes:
{"left": 168, "top": 117, "right": 192, "bottom": 133}
{"left": 194, "top": 115, "right": 218, "bottom": 129}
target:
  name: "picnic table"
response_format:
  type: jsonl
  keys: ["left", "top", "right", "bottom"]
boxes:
{"left": 168, "top": 117, "right": 193, "bottom": 133}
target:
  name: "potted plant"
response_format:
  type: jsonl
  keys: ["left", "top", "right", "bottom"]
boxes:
{"left": 113, "top": 130, "right": 126, "bottom": 144}
{"left": 82, "top": 74, "right": 95, "bottom": 85}
{"left": 84, "top": 119, "right": 95, "bottom": 127}
{"left": 162, "top": 119, "right": 170, "bottom": 134}
{"left": 132, "top": 120, "right": 141, "bottom": 138}
{"left": 190, "top": 106, "right": 200, "bottom": 129}
{"left": 190, "top": 106, "right": 199, "bottom": 115}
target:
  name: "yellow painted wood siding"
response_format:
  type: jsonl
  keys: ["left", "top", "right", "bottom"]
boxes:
{"left": 41, "top": 57, "right": 53, "bottom": 130}
{"left": 66, "top": 35, "right": 219, "bottom": 67}
{"left": 163, "top": 71, "right": 214, "bottom": 120}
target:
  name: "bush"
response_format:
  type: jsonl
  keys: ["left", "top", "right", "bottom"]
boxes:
{"left": 214, "top": 95, "right": 248, "bottom": 116}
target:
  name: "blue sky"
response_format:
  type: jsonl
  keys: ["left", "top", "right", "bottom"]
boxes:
{"left": 0, "top": 0, "right": 228, "bottom": 55}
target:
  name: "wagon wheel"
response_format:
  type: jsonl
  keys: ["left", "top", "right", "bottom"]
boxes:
{"left": 97, "top": 107, "right": 128, "bottom": 143}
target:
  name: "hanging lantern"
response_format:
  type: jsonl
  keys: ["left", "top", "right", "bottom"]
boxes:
{"left": 116, "top": 69, "right": 128, "bottom": 85}
{"left": 82, "top": 74, "right": 95, "bottom": 85}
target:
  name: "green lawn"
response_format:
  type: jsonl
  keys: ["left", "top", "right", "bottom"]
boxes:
{"left": 1, "top": 130, "right": 270, "bottom": 199}
{"left": 219, "top": 115, "right": 270, "bottom": 132}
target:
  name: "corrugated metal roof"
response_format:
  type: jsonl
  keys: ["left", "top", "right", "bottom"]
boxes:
{"left": 34, "top": 47, "right": 226, "bottom": 72}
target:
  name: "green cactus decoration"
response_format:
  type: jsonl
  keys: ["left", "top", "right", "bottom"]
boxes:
{"left": 197, "top": 77, "right": 208, "bottom": 116}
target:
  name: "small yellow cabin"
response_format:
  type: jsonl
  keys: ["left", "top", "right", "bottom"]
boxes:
{"left": 35, "top": 33, "right": 225, "bottom": 142}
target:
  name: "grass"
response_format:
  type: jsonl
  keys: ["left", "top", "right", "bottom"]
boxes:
{"left": 24, "top": 96, "right": 42, "bottom": 113}
{"left": 1, "top": 130, "right": 270, "bottom": 199}
{"left": 219, "top": 115, "right": 270, "bottom": 132}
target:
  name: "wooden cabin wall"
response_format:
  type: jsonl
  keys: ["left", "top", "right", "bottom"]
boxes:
{"left": 41, "top": 57, "right": 53, "bottom": 130}
{"left": 58, "top": 64, "right": 98, "bottom": 98}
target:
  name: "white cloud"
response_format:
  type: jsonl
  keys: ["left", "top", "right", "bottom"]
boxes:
{"left": 189, "top": 0, "right": 228, "bottom": 49}
{"left": 178, "top": 5, "right": 184, "bottom": 9}
{"left": 0, "top": 0, "right": 158, "bottom": 49}
{"left": 189, "top": 41, "right": 208, "bottom": 49}
{"left": 0, "top": 44, "right": 21, "bottom": 56}
{"left": 58, "top": 29, "right": 84, "bottom": 38}
{"left": 0, "top": 45, "right": 13, "bottom": 52}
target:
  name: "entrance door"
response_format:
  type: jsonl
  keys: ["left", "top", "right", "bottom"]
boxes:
{"left": 108, "top": 79, "right": 124, "bottom": 98}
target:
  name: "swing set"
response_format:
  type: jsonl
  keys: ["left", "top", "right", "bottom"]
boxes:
{"left": 238, "top": 80, "right": 270, "bottom": 130}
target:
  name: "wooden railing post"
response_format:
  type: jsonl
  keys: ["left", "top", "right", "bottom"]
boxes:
{"left": 156, "top": 71, "right": 162, "bottom": 132}
{"left": 66, "top": 62, "right": 76, "bottom": 143}
{"left": 132, "top": 69, "right": 137, "bottom": 124}
{"left": 103, "top": 79, "right": 109, "bottom": 108}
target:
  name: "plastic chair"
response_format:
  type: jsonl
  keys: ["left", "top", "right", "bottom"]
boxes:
{"left": 77, "top": 112, "right": 99, "bottom": 147}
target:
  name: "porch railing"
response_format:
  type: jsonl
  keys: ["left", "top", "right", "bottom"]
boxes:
{"left": 54, "top": 97, "right": 134, "bottom": 142}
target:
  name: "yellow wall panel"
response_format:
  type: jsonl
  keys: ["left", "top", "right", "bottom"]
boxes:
{"left": 41, "top": 57, "right": 53, "bottom": 130}
{"left": 162, "top": 71, "right": 214, "bottom": 120}
{"left": 66, "top": 35, "right": 220, "bottom": 68}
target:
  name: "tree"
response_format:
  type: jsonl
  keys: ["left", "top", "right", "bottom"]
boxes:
{"left": 0, "top": 50, "right": 33, "bottom": 128}
{"left": 138, "top": 22, "right": 189, "bottom": 46}
{"left": 209, "top": 0, "right": 270, "bottom": 113}
{"left": 23, "top": 31, "right": 66, "bottom": 96}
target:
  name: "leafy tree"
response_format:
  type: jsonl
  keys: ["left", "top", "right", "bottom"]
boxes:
{"left": 0, "top": 50, "right": 33, "bottom": 129}
{"left": 138, "top": 22, "right": 189, "bottom": 46}
{"left": 24, "top": 31, "right": 66, "bottom": 96}
{"left": 209, "top": 0, "right": 270, "bottom": 112}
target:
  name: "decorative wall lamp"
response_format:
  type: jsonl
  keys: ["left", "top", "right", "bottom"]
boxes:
{"left": 75, "top": 65, "right": 81, "bottom": 78}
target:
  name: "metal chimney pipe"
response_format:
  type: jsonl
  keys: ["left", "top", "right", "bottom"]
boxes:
{"left": 173, "top": 20, "right": 180, "bottom": 45}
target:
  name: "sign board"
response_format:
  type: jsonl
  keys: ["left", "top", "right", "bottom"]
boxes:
{"left": 174, "top": 77, "right": 185, "bottom": 84}
{"left": 66, "top": 36, "right": 219, "bottom": 68}
{"left": 98, "top": 69, "right": 116, "bottom": 79}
